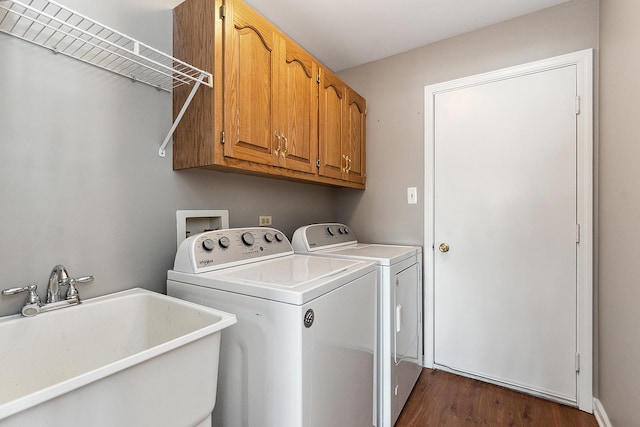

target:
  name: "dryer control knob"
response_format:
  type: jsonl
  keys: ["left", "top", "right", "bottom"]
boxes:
{"left": 218, "top": 236, "right": 230, "bottom": 248}
{"left": 327, "top": 226, "right": 336, "bottom": 236}
{"left": 264, "top": 233, "right": 274, "bottom": 243}
{"left": 241, "top": 232, "right": 255, "bottom": 246}
{"left": 275, "top": 232, "right": 284, "bottom": 242}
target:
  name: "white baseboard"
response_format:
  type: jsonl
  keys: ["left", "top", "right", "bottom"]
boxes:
{"left": 593, "top": 398, "right": 612, "bottom": 427}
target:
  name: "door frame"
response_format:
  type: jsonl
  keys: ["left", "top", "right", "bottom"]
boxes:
{"left": 423, "top": 49, "right": 593, "bottom": 412}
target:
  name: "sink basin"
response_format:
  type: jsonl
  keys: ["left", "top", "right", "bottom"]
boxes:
{"left": 0, "top": 288, "right": 236, "bottom": 427}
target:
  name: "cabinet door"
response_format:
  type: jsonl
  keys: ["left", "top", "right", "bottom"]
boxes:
{"left": 277, "top": 39, "right": 318, "bottom": 174}
{"left": 318, "top": 67, "right": 346, "bottom": 180}
{"left": 345, "top": 87, "right": 366, "bottom": 184}
{"left": 223, "top": 0, "right": 278, "bottom": 166}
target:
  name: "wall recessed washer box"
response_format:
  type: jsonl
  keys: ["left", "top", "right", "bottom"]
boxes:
{"left": 176, "top": 210, "right": 229, "bottom": 247}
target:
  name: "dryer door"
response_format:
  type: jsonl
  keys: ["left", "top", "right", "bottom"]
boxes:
{"left": 392, "top": 262, "right": 422, "bottom": 424}
{"left": 393, "top": 262, "right": 420, "bottom": 363}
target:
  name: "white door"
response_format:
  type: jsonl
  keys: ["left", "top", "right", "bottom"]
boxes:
{"left": 424, "top": 51, "right": 593, "bottom": 409}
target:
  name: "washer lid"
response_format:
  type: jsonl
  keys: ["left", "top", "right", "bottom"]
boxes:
{"left": 303, "top": 243, "right": 421, "bottom": 266}
{"left": 168, "top": 255, "right": 376, "bottom": 305}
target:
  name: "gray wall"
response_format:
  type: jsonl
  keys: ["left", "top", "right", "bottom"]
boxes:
{"left": 336, "top": 0, "right": 598, "bottom": 247}
{"left": 599, "top": 1, "right": 640, "bottom": 425}
{"left": 0, "top": 0, "right": 336, "bottom": 317}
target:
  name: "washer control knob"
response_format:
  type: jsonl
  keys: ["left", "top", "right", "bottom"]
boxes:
{"left": 327, "top": 226, "right": 336, "bottom": 236}
{"left": 241, "top": 232, "right": 255, "bottom": 246}
{"left": 264, "top": 233, "right": 274, "bottom": 243}
{"left": 218, "top": 236, "right": 230, "bottom": 248}
{"left": 275, "top": 232, "right": 284, "bottom": 242}
{"left": 202, "top": 238, "right": 215, "bottom": 251}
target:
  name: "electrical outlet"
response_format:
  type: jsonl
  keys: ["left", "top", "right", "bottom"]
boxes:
{"left": 259, "top": 215, "right": 272, "bottom": 226}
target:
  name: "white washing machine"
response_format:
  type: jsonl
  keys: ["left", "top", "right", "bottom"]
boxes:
{"left": 292, "top": 223, "right": 422, "bottom": 427}
{"left": 167, "top": 227, "right": 378, "bottom": 427}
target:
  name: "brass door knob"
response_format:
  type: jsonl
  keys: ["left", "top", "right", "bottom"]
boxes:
{"left": 439, "top": 243, "right": 450, "bottom": 253}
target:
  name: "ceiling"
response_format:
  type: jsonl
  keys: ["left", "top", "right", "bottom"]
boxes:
{"left": 243, "top": 0, "right": 569, "bottom": 72}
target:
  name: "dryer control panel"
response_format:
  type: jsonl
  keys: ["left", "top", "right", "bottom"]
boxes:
{"left": 292, "top": 223, "right": 358, "bottom": 252}
{"left": 173, "top": 227, "right": 293, "bottom": 273}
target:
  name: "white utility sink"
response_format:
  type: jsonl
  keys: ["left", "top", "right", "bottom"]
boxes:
{"left": 0, "top": 288, "right": 236, "bottom": 427}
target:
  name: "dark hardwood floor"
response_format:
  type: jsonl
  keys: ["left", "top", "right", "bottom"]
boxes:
{"left": 395, "top": 369, "right": 599, "bottom": 427}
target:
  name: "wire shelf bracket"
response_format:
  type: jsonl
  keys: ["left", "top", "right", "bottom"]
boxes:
{"left": 0, "top": 0, "right": 213, "bottom": 157}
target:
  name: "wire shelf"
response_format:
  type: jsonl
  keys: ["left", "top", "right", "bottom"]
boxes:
{"left": 0, "top": 0, "right": 212, "bottom": 92}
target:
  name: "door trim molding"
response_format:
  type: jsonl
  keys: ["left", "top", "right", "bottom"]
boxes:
{"left": 423, "top": 49, "right": 593, "bottom": 412}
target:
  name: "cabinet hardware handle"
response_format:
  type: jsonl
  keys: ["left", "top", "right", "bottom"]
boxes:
{"left": 273, "top": 130, "right": 281, "bottom": 157}
{"left": 343, "top": 155, "right": 352, "bottom": 173}
{"left": 281, "top": 132, "right": 288, "bottom": 157}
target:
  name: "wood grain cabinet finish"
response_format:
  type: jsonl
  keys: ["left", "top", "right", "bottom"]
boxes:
{"left": 277, "top": 39, "right": 319, "bottom": 174}
{"left": 345, "top": 87, "right": 366, "bottom": 185}
{"left": 222, "top": 1, "right": 278, "bottom": 168}
{"left": 318, "top": 67, "right": 346, "bottom": 181}
{"left": 173, "top": 0, "right": 364, "bottom": 188}
{"left": 318, "top": 68, "right": 366, "bottom": 185}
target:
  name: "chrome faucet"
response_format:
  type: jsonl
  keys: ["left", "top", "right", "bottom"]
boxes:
{"left": 47, "top": 264, "right": 69, "bottom": 303}
{"left": 2, "top": 264, "right": 94, "bottom": 316}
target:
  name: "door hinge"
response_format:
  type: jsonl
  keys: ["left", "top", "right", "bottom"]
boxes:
{"left": 219, "top": 5, "right": 226, "bottom": 19}
{"left": 575, "top": 96, "right": 581, "bottom": 115}
{"left": 575, "top": 353, "right": 581, "bottom": 372}
{"left": 316, "top": 73, "right": 320, "bottom": 84}
{"left": 220, "top": 131, "right": 225, "bottom": 145}
{"left": 576, "top": 224, "right": 581, "bottom": 244}
{"left": 316, "top": 158, "right": 320, "bottom": 168}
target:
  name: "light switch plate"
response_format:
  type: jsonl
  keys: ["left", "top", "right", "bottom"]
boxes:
{"left": 407, "top": 187, "right": 417, "bottom": 204}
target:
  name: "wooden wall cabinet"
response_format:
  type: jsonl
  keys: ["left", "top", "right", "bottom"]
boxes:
{"left": 318, "top": 67, "right": 366, "bottom": 185}
{"left": 173, "top": 0, "right": 364, "bottom": 188}
{"left": 345, "top": 87, "right": 367, "bottom": 185}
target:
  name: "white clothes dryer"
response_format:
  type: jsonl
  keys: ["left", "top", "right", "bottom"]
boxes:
{"left": 292, "top": 223, "right": 422, "bottom": 427}
{"left": 167, "top": 227, "right": 378, "bottom": 427}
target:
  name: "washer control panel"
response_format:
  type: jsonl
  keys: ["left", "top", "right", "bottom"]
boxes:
{"left": 173, "top": 227, "right": 293, "bottom": 273}
{"left": 291, "top": 223, "right": 358, "bottom": 252}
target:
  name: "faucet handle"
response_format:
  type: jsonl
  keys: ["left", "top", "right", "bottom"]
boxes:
{"left": 61, "top": 275, "right": 94, "bottom": 301}
{"left": 2, "top": 284, "right": 42, "bottom": 304}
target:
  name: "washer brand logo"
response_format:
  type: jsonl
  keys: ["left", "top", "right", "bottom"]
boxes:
{"left": 304, "top": 309, "right": 314, "bottom": 328}
{"left": 199, "top": 259, "right": 214, "bottom": 266}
